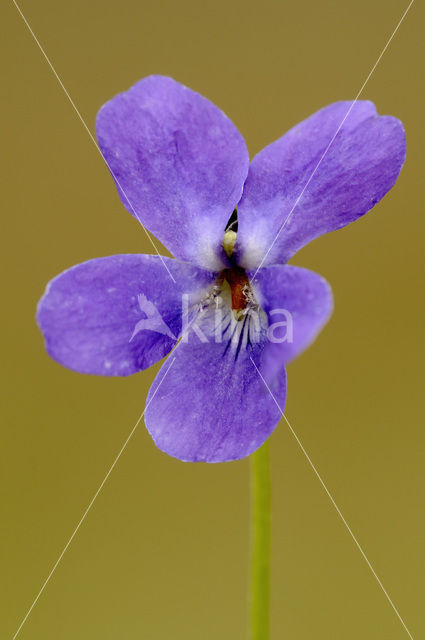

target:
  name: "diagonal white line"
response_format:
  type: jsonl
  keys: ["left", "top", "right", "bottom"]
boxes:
{"left": 11, "top": 0, "right": 176, "bottom": 284}
{"left": 250, "top": 357, "right": 414, "bottom": 639}
{"left": 251, "top": 0, "right": 415, "bottom": 279}
{"left": 11, "top": 357, "right": 176, "bottom": 640}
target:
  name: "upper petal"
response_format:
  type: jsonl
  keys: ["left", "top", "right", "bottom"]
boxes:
{"left": 236, "top": 101, "right": 406, "bottom": 268}
{"left": 249, "top": 264, "right": 333, "bottom": 364}
{"left": 96, "top": 75, "right": 249, "bottom": 270}
{"left": 37, "top": 255, "right": 216, "bottom": 376}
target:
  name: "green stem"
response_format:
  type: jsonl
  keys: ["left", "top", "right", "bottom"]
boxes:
{"left": 249, "top": 440, "right": 271, "bottom": 640}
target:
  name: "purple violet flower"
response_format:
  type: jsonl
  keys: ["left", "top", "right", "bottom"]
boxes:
{"left": 37, "top": 75, "right": 405, "bottom": 463}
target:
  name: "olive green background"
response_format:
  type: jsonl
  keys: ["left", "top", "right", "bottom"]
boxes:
{"left": 1, "top": 0, "right": 424, "bottom": 638}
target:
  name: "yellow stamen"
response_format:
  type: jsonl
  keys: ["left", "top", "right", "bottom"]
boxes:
{"left": 223, "top": 229, "right": 237, "bottom": 258}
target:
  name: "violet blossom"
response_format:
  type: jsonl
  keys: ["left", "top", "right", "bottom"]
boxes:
{"left": 37, "top": 76, "right": 405, "bottom": 462}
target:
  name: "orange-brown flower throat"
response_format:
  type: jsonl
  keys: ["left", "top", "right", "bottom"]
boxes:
{"left": 223, "top": 267, "right": 251, "bottom": 319}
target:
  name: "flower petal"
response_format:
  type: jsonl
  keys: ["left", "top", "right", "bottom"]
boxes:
{"left": 145, "top": 318, "right": 286, "bottom": 463}
{"left": 96, "top": 75, "right": 249, "bottom": 270}
{"left": 37, "top": 255, "right": 216, "bottom": 376}
{"left": 250, "top": 265, "right": 333, "bottom": 364}
{"left": 236, "top": 101, "right": 406, "bottom": 268}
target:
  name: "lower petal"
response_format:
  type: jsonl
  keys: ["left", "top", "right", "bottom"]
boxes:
{"left": 37, "top": 255, "right": 216, "bottom": 376}
{"left": 145, "top": 313, "right": 286, "bottom": 463}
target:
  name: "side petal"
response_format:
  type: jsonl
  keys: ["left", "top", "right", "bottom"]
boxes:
{"left": 236, "top": 101, "right": 406, "bottom": 268}
{"left": 37, "top": 255, "right": 216, "bottom": 376}
{"left": 96, "top": 75, "right": 249, "bottom": 270}
{"left": 145, "top": 318, "right": 286, "bottom": 463}
{"left": 250, "top": 265, "right": 333, "bottom": 364}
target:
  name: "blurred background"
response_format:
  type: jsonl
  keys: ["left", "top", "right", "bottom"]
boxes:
{"left": 1, "top": 0, "right": 424, "bottom": 638}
